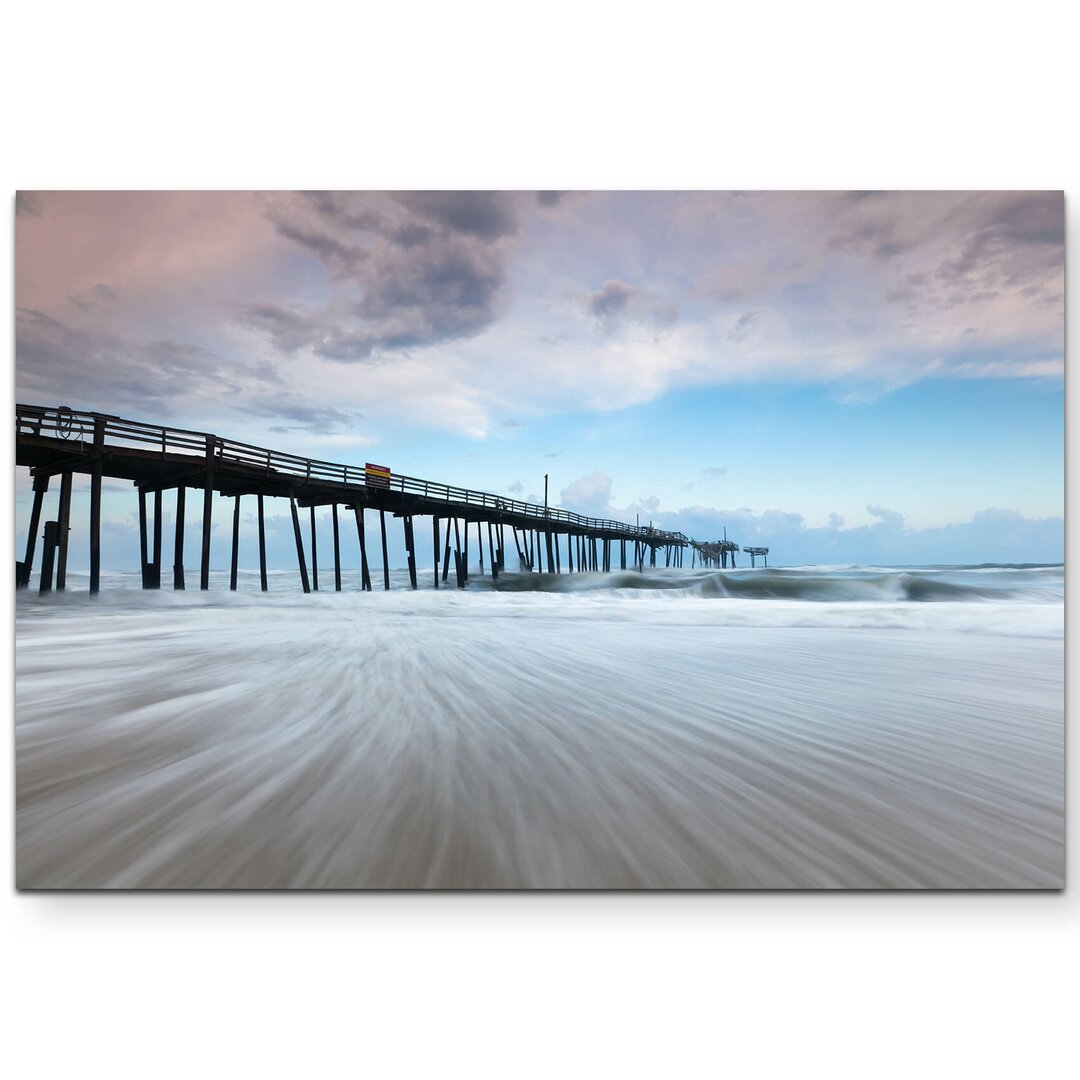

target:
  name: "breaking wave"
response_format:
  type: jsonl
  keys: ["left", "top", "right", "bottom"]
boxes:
{"left": 491, "top": 564, "right": 1063, "bottom": 604}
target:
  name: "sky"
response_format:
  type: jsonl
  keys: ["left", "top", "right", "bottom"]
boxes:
{"left": 14, "top": 190, "right": 1065, "bottom": 569}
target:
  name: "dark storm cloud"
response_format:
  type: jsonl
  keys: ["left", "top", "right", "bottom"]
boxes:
{"left": 16, "top": 307, "right": 281, "bottom": 415}
{"left": 249, "top": 191, "right": 522, "bottom": 362}
{"left": 934, "top": 191, "right": 1064, "bottom": 290}
{"left": 394, "top": 191, "right": 518, "bottom": 240}
{"left": 537, "top": 191, "right": 563, "bottom": 207}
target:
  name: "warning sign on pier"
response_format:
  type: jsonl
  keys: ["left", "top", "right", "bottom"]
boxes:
{"left": 365, "top": 462, "right": 391, "bottom": 489}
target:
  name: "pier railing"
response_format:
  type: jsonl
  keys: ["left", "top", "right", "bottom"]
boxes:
{"left": 17, "top": 403, "right": 690, "bottom": 545}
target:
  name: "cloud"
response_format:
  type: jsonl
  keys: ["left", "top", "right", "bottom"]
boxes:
{"left": 501, "top": 419, "right": 527, "bottom": 428}
{"left": 560, "top": 471, "right": 613, "bottom": 516}
{"left": 611, "top": 500, "right": 1062, "bottom": 567}
{"left": 12, "top": 190, "right": 1064, "bottom": 447}
{"left": 701, "top": 466, "right": 728, "bottom": 479}
{"left": 247, "top": 191, "right": 523, "bottom": 362}
{"left": 67, "top": 283, "right": 117, "bottom": 311}
{"left": 506, "top": 480, "right": 524, "bottom": 493}
{"left": 234, "top": 394, "right": 356, "bottom": 432}
{"left": 727, "top": 311, "right": 758, "bottom": 342}
{"left": 15, "top": 307, "right": 282, "bottom": 415}
{"left": 866, "top": 504, "right": 905, "bottom": 528}
{"left": 588, "top": 279, "right": 638, "bottom": 319}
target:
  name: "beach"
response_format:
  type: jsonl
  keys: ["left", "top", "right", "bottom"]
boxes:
{"left": 15, "top": 565, "right": 1064, "bottom": 889}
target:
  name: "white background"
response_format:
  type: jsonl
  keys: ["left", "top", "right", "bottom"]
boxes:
{"left": 2, "top": 3, "right": 1076, "bottom": 1077}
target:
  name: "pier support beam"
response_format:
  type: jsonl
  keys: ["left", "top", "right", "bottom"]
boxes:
{"left": 442, "top": 518, "right": 453, "bottom": 583}
{"left": 332, "top": 504, "right": 341, "bottom": 591}
{"left": 404, "top": 515, "right": 417, "bottom": 589}
{"left": 545, "top": 529, "right": 555, "bottom": 575}
{"left": 289, "top": 497, "right": 311, "bottom": 593}
{"left": 38, "top": 521, "right": 59, "bottom": 594}
{"left": 488, "top": 522, "right": 498, "bottom": 580}
{"left": 200, "top": 437, "right": 214, "bottom": 590}
{"left": 453, "top": 517, "right": 464, "bottom": 588}
{"left": 89, "top": 417, "right": 104, "bottom": 595}
{"left": 175, "top": 485, "right": 187, "bottom": 590}
{"left": 432, "top": 517, "right": 440, "bottom": 589}
{"left": 310, "top": 506, "right": 319, "bottom": 591}
{"left": 354, "top": 507, "right": 372, "bottom": 591}
{"left": 513, "top": 527, "right": 526, "bottom": 571}
{"left": 18, "top": 473, "right": 49, "bottom": 589}
{"left": 56, "top": 470, "right": 72, "bottom": 591}
{"left": 152, "top": 490, "right": 162, "bottom": 588}
{"left": 230, "top": 494, "right": 241, "bottom": 590}
{"left": 379, "top": 510, "right": 390, "bottom": 590}
{"left": 256, "top": 493, "right": 266, "bottom": 592}
{"left": 139, "top": 488, "right": 149, "bottom": 588}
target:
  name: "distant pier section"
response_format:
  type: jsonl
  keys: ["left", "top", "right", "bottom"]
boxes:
{"left": 16, "top": 404, "right": 769, "bottom": 594}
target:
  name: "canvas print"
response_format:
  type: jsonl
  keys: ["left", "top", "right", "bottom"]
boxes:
{"left": 14, "top": 191, "right": 1064, "bottom": 889}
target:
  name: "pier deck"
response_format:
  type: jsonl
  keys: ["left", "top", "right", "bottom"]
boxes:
{"left": 16, "top": 403, "right": 734, "bottom": 594}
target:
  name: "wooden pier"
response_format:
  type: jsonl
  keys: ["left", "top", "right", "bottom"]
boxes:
{"left": 690, "top": 539, "right": 741, "bottom": 569}
{"left": 742, "top": 546, "right": 769, "bottom": 567}
{"left": 15, "top": 404, "right": 742, "bottom": 594}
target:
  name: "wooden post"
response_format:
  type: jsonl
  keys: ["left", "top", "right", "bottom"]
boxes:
{"left": 200, "top": 437, "right": 214, "bottom": 590}
{"left": 18, "top": 474, "right": 50, "bottom": 588}
{"left": 379, "top": 509, "right": 390, "bottom": 590}
{"left": 567, "top": 533, "right": 574, "bottom": 573}
{"left": 463, "top": 520, "right": 469, "bottom": 582}
{"left": 477, "top": 520, "right": 484, "bottom": 576}
{"left": 55, "top": 471, "right": 72, "bottom": 591}
{"left": 89, "top": 417, "right": 104, "bottom": 595}
{"left": 545, "top": 529, "right": 555, "bottom": 574}
{"left": 405, "top": 515, "right": 417, "bottom": 589}
{"left": 152, "top": 489, "right": 163, "bottom": 588}
{"left": 175, "top": 485, "right": 187, "bottom": 590}
{"left": 38, "top": 521, "right": 59, "bottom": 594}
{"left": 354, "top": 507, "right": 372, "bottom": 591}
{"left": 453, "top": 517, "right": 464, "bottom": 588}
{"left": 310, "top": 505, "right": 319, "bottom": 591}
{"left": 256, "top": 493, "right": 267, "bottom": 592}
{"left": 432, "top": 517, "right": 440, "bottom": 589}
{"left": 138, "top": 487, "right": 149, "bottom": 588}
{"left": 230, "top": 494, "right": 241, "bottom": 590}
{"left": 442, "top": 518, "right": 453, "bottom": 583}
{"left": 332, "top": 504, "right": 341, "bottom": 591}
{"left": 554, "top": 531, "right": 561, "bottom": 574}
{"left": 488, "top": 521, "right": 498, "bottom": 580}
{"left": 513, "top": 527, "right": 525, "bottom": 571}
{"left": 290, "top": 497, "right": 311, "bottom": 593}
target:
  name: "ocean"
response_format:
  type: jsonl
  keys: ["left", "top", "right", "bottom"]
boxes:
{"left": 14, "top": 563, "right": 1064, "bottom": 889}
